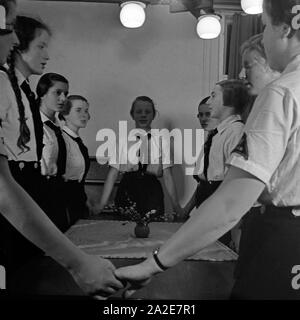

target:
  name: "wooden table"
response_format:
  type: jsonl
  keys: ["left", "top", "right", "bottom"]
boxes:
{"left": 9, "top": 220, "right": 237, "bottom": 299}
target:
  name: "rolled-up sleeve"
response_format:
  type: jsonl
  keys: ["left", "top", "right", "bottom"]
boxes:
{"left": 228, "top": 87, "right": 293, "bottom": 184}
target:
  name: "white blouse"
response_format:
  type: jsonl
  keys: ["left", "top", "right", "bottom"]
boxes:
{"left": 0, "top": 69, "right": 37, "bottom": 161}
{"left": 62, "top": 126, "right": 86, "bottom": 182}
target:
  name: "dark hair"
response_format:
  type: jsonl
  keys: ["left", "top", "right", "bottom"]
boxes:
{"left": 15, "top": 15, "right": 51, "bottom": 52}
{"left": 130, "top": 96, "right": 156, "bottom": 118}
{"left": 199, "top": 96, "right": 210, "bottom": 106}
{"left": 264, "top": 0, "right": 300, "bottom": 39}
{"left": 0, "top": 0, "right": 16, "bottom": 35}
{"left": 58, "top": 95, "right": 89, "bottom": 121}
{"left": 6, "top": 16, "right": 51, "bottom": 154}
{"left": 216, "top": 79, "right": 251, "bottom": 116}
{"left": 36, "top": 73, "right": 69, "bottom": 107}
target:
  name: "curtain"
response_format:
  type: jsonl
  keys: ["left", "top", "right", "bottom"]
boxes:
{"left": 228, "top": 13, "right": 263, "bottom": 79}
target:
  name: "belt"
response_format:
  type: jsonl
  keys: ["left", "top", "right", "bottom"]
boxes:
{"left": 64, "top": 178, "right": 82, "bottom": 184}
{"left": 9, "top": 160, "right": 40, "bottom": 171}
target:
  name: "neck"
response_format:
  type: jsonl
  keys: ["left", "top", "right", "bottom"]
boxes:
{"left": 65, "top": 122, "right": 79, "bottom": 135}
{"left": 136, "top": 126, "right": 151, "bottom": 132}
{"left": 15, "top": 54, "right": 32, "bottom": 79}
{"left": 218, "top": 108, "right": 235, "bottom": 123}
{"left": 41, "top": 105, "right": 56, "bottom": 122}
{"left": 279, "top": 42, "right": 300, "bottom": 72}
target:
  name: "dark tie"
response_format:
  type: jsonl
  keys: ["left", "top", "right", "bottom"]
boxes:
{"left": 20, "top": 80, "right": 44, "bottom": 161}
{"left": 73, "top": 136, "right": 90, "bottom": 182}
{"left": 203, "top": 128, "right": 218, "bottom": 180}
{"left": 44, "top": 120, "right": 67, "bottom": 176}
{"left": 138, "top": 133, "right": 151, "bottom": 173}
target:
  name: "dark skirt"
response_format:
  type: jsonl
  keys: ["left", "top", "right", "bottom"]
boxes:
{"left": 41, "top": 176, "right": 69, "bottom": 233}
{"left": 115, "top": 172, "right": 164, "bottom": 217}
{"left": 231, "top": 206, "right": 300, "bottom": 300}
{"left": 65, "top": 180, "right": 89, "bottom": 227}
{"left": 0, "top": 161, "right": 46, "bottom": 286}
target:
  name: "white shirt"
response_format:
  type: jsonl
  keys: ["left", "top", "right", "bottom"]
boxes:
{"left": 40, "top": 112, "right": 60, "bottom": 176}
{"left": 62, "top": 126, "right": 86, "bottom": 182}
{"left": 229, "top": 54, "right": 300, "bottom": 207}
{"left": 207, "top": 115, "right": 244, "bottom": 181}
{"left": 0, "top": 138, "right": 7, "bottom": 157}
{"left": 0, "top": 69, "right": 37, "bottom": 161}
{"left": 109, "top": 128, "right": 173, "bottom": 175}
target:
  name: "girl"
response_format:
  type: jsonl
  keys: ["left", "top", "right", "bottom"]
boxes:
{"left": 36, "top": 72, "right": 70, "bottom": 232}
{"left": 184, "top": 80, "right": 250, "bottom": 247}
{"left": 0, "top": 14, "right": 52, "bottom": 279}
{"left": 0, "top": 0, "right": 123, "bottom": 296}
{"left": 94, "top": 96, "right": 184, "bottom": 220}
{"left": 116, "top": 0, "right": 300, "bottom": 300}
{"left": 59, "top": 95, "right": 91, "bottom": 226}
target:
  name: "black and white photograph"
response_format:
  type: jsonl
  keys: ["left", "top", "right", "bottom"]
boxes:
{"left": 0, "top": 0, "right": 300, "bottom": 311}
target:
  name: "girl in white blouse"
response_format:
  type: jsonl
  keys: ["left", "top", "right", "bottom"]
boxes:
{"left": 0, "top": 0, "right": 123, "bottom": 297}
{"left": 94, "top": 96, "right": 184, "bottom": 220}
{"left": 36, "top": 72, "right": 69, "bottom": 232}
{"left": 59, "top": 95, "right": 91, "bottom": 226}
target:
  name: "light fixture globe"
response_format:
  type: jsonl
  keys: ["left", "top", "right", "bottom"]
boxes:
{"left": 196, "top": 14, "right": 221, "bottom": 39}
{"left": 241, "top": 0, "right": 263, "bottom": 15}
{"left": 120, "top": 1, "right": 146, "bottom": 28}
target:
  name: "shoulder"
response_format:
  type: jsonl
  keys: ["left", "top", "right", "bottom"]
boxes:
{"left": 0, "top": 70, "right": 10, "bottom": 88}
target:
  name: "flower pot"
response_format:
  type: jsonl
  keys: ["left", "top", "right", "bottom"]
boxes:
{"left": 134, "top": 223, "right": 150, "bottom": 238}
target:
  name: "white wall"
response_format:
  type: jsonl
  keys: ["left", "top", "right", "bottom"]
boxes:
{"left": 20, "top": 1, "right": 224, "bottom": 205}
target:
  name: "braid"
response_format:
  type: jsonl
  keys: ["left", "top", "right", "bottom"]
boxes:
{"left": 7, "top": 49, "right": 31, "bottom": 154}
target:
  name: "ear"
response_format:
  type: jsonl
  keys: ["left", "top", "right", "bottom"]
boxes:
{"left": 280, "top": 22, "right": 292, "bottom": 39}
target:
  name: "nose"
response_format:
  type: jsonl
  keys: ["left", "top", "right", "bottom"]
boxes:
{"left": 239, "top": 68, "right": 246, "bottom": 80}
{"left": 44, "top": 50, "right": 50, "bottom": 61}
{"left": 13, "top": 31, "right": 20, "bottom": 46}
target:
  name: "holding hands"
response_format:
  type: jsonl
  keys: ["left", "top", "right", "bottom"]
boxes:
{"left": 69, "top": 253, "right": 125, "bottom": 299}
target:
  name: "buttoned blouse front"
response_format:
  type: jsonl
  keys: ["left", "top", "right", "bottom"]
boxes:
{"left": 228, "top": 54, "right": 300, "bottom": 208}
{"left": 40, "top": 112, "right": 60, "bottom": 176}
{"left": 207, "top": 114, "right": 244, "bottom": 181}
{"left": 62, "top": 126, "right": 86, "bottom": 182}
{"left": 0, "top": 69, "right": 37, "bottom": 161}
{"left": 109, "top": 128, "right": 173, "bottom": 175}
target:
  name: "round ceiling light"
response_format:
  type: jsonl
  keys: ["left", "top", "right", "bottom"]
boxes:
{"left": 120, "top": 1, "right": 146, "bottom": 28}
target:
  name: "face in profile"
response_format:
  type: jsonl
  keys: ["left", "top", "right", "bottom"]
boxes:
{"left": 208, "top": 85, "right": 224, "bottom": 120}
{"left": 240, "top": 49, "right": 279, "bottom": 96}
{"left": 20, "top": 28, "right": 50, "bottom": 75}
{"left": 131, "top": 100, "right": 155, "bottom": 130}
{"left": 0, "top": 2, "right": 18, "bottom": 65}
{"left": 197, "top": 103, "right": 211, "bottom": 130}
{"left": 65, "top": 99, "right": 90, "bottom": 129}
{"left": 41, "top": 81, "right": 69, "bottom": 113}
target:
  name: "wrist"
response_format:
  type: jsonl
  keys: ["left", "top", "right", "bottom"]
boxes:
{"left": 151, "top": 248, "right": 169, "bottom": 272}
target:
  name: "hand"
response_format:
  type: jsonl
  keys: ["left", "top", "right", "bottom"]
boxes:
{"left": 88, "top": 202, "right": 104, "bottom": 216}
{"left": 174, "top": 206, "right": 187, "bottom": 222}
{"left": 114, "top": 258, "right": 161, "bottom": 299}
{"left": 69, "top": 254, "right": 125, "bottom": 299}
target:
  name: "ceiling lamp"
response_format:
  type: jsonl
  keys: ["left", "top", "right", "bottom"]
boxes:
{"left": 120, "top": 1, "right": 146, "bottom": 29}
{"left": 196, "top": 13, "right": 222, "bottom": 40}
{"left": 241, "top": 0, "right": 263, "bottom": 15}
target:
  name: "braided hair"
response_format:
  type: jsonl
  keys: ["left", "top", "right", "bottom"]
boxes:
{"left": 6, "top": 16, "right": 51, "bottom": 154}
{"left": 7, "top": 50, "right": 30, "bottom": 154}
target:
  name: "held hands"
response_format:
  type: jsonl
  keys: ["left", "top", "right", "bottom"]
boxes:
{"left": 69, "top": 253, "right": 125, "bottom": 299}
{"left": 114, "top": 257, "right": 162, "bottom": 299}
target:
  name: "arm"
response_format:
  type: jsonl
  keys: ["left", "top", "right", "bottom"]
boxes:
{"left": 163, "top": 167, "right": 185, "bottom": 220}
{"left": 0, "top": 156, "right": 124, "bottom": 297}
{"left": 93, "top": 166, "right": 119, "bottom": 214}
{"left": 183, "top": 186, "right": 198, "bottom": 217}
{"left": 115, "top": 166, "right": 265, "bottom": 293}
